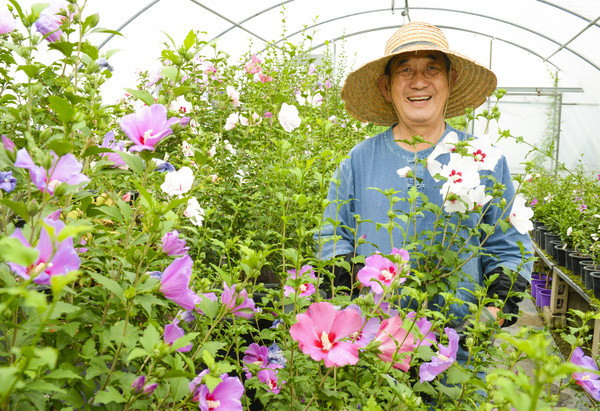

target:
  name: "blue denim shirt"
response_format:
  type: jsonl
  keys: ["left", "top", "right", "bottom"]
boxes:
{"left": 316, "top": 124, "right": 533, "bottom": 320}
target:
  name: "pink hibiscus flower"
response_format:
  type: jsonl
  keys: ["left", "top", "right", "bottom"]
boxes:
{"left": 159, "top": 255, "right": 200, "bottom": 311}
{"left": 373, "top": 315, "right": 415, "bottom": 371}
{"left": 120, "top": 104, "right": 178, "bottom": 152}
{"left": 289, "top": 302, "right": 362, "bottom": 368}
{"left": 357, "top": 248, "right": 410, "bottom": 294}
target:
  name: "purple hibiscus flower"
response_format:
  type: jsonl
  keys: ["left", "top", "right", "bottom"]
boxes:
{"left": 34, "top": 13, "right": 63, "bottom": 42}
{"left": 284, "top": 264, "right": 317, "bottom": 298}
{"left": 164, "top": 317, "right": 192, "bottom": 352}
{"left": 189, "top": 369, "right": 244, "bottom": 411}
{"left": 0, "top": 170, "right": 17, "bottom": 192}
{"left": 7, "top": 215, "right": 80, "bottom": 285}
{"left": 419, "top": 327, "right": 459, "bottom": 383}
{"left": 14, "top": 148, "right": 89, "bottom": 195}
{"left": 158, "top": 255, "right": 200, "bottom": 311}
{"left": 120, "top": 104, "right": 178, "bottom": 152}
{"left": 99, "top": 131, "right": 127, "bottom": 168}
{"left": 161, "top": 230, "right": 189, "bottom": 256}
{"left": 221, "top": 282, "right": 256, "bottom": 319}
{"left": 571, "top": 347, "right": 600, "bottom": 400}
{"left": 242, "top": 343, "right": 283, "bottom": 379}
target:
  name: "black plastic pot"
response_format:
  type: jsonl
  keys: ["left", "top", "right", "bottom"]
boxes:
{"left": 571, "top": 253, "right": 593, "bottom": 277}
{"left": 553, "top": 244, "right": 571, "bottom": 267}
{"left": 583, "top": 265, "right": 600, "bottom": 290}
{"left": 544, "top": 233, "right": 561, "bottom": 255}
{"left": 591, "top": 271, "right": 600, "bottom": 299}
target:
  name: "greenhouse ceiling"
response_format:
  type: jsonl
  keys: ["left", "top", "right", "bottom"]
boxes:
{"left": 3, "top": 0, "right": 600, "bottom": 171}
{"left": 6, "top": 0, "right": 599, "bottom": 104}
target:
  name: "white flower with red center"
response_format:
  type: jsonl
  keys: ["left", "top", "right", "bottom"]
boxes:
{"left": 160, "top": 166, "right": 194, "bottom": 196}
{"left": 467, "top": 184, "right": 493, "bottom": 211}
{"left": 428, "top": 131, "right": 460, "bottom": 165}
{"left": 440, "top": 185, "right": 474, "bottom": 214}
{"left": 508, "top": 193, "right": 534, "bottom": 234}
{"left": 438, "top": 153, "right": 480, "bottom": 198}
{"left": 181, "top": 141, "right": 194, "bottom": 157}
{"left": 467, "top": 134, "right": 502, "bottom": 171}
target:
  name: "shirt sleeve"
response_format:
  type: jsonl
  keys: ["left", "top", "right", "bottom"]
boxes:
{"left": 480, "top": 156, "right": 534, "bottom": 282}
{"left": 314, "top": 158, "right": 358, "bottom": 261}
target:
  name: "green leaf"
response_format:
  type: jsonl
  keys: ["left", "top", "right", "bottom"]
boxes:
{"left": 204, "top": 374, "right": 222, "bottom": 393}
{"left": 50, "top": 270, "right": 80, "bottom": 296}
{"left": 161, "top": 66, "right": 180, "bottom": 83}
{"left": 18, "top": 64, "right": 41, "bottom": 78}
{"left": 183, "top": 29, "right": 196, "bottom": 51}
{"left": 0, "top": 237, "right": 38, "bottom": 266}
{"left": 46, "top": 367, "right": 82, "bottom": 380}
{"left": 171, "top": 332, "right": 199, "bottom": 352}
{"left": 95, "top": 386, "right": 126, "bottom": 404}
{"left": 197, "top": 295, "right": 219, "bottom": 319}
{"left": 81, "top": 339, "right": 96, "bottom": 359}
{"left": 126, "top": 347, "right": 147, "bottom": 362}
{"left": 47, "top": 139, "right": 72, "bottom": 156}
{"left": 96, "top": 205, "right": 124, "bottom": 224}
{"left": 34, "top": 347, "right": 58, "bottom": 369}
{"left": 0, "top": 199, "right": 29, "bottom": 222}
{"left": 141, "top": 324, "right": 160, "bottom": 354}
{"left": 48, "top": 41, "right": 75, "bottom": 57}
{"left": 116, "top": 150, "right": 145, "bottom": 176}
{"left": 81, "top": 42, "right": 99, "bottom": 61}
{"left": 48, "top": 95, "right": 75, "bottom": 123}
{"left": 124, "top": 88, "right": 154, "bottom": 106}
{"left": 134, "top": 294, "right": 167, "bottom": 317}
{"left": 363, "top": 396, "right": 382, "bottom": 411}
{"left": 58, "top": 221, "right": 94, "bottom": 242}
{"left": 445, "top": 364, "right": 470, "bottom": 385}
{"left": 0, "top": 367, "right": 18, "bottom": 397}
{"left": 90, "top": 272, "right": 124, "bottom": 301}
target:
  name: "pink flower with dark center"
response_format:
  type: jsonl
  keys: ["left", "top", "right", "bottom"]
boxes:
{"left": 15, "top": 148, "right": 89, "bottom": 195}
{"left": 164, "top": 317, "right": 192, "bottom": 352}
{"left": 357, "top": 248, "right": 410, "bottom": 294}
{"left": 7, "top": 216, "right": 80, "bottom": 285}
{"left": 289, "top": 301, "right": 362, "bottom": 368}
{"left": 221, "top": 282, "right": 256, "bottom": 319}
{"left": 120, "top": 104, "right": 178, "bottom": 152}
{"left": 284, "top": 265, "right": 317, "bottom": 298}
{"left": 419, "top": 328, "right": 459, "bottom": 382}
{"left": 373, "top": 315, "right": 414, "bottom": 371}
{"left": 159, "top": 255, "right": 200, "bottom": 311}
{"left": 190, "top": 370, "right": 244, "bottom": 411}
{"left": 257, "top": 368, "right": 285, "bottom": 394}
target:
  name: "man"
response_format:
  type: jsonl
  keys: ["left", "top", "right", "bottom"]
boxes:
{"left": 316, "top": 21, "right": 532, "bottom": 328}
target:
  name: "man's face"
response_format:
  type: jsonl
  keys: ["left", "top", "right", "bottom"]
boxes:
{"left": 380, "top": 50, "right": 455, "bottom": 128}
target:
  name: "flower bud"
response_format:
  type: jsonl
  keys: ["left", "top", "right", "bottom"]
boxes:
{"left": 131, "top": 375, "right": 145, "bottom": 393}
{"left": 143, "top": 383, "right": 158, "bottom": 396}
{"left": 52, "top": 182, "right": 68, "bottom": 197}
{"left": 27, "top": 201, "right": 38, "bottom": 216}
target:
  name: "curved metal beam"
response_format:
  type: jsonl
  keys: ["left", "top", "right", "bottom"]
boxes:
{"left": 187, "top": 0, "right": 272, "bottom": 46}
{"left": 536, "top": 0, "right": 600, "bottom": 29}
{"left": 97, "top": 0, "right": 162, "bottom": 50}
{"left": 207, "top": 0, "right": 294, "bottom": 45}
{"left": 261, "top": 7, "right": 598, "bottom": 72}
{"left": 308, "top": 25, "right": 561, "bottom": 72}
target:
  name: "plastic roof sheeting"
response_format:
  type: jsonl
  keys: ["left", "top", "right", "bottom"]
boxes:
{"left": 5, "top": 0, "right": 600, "bottom": 173}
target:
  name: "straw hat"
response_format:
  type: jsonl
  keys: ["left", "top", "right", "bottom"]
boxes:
{"left": 341, "top": 21, "right": 497, "bottom": 125}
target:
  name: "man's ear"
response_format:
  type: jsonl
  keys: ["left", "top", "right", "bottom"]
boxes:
{"left": 377, "top": 75, "right": 391, "bottom": 101}
{"left": 449, "top": 69, "right": 458, "bottom": 91}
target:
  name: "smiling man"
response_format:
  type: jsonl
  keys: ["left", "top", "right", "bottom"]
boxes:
{"left": 316, "top": 22, "right": 532, "bottom": 333}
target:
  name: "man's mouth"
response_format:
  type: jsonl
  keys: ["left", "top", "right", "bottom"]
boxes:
{"left": 407, "top": 96, "right": 431, "bottom": 101}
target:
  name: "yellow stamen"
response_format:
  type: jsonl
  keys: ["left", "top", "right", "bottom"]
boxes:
{"left": 320, "top": 331, "right": 333, "bottom": 351}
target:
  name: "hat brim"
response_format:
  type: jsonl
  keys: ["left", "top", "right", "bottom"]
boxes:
{"left": 341, "top": 44, "right": 498, "bottom": 126}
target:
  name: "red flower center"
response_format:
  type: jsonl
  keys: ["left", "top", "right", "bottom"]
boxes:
{"left": 449, "top": 169, "right": 462, "bottom": 183}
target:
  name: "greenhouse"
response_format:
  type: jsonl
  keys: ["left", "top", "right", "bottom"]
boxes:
{"left": 1, "top": 0, "right": 600, "bottom": 409}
